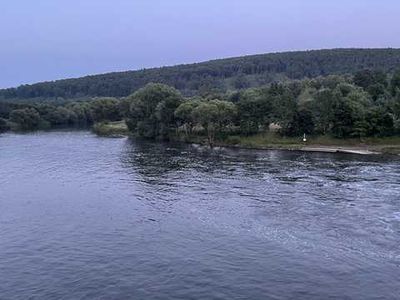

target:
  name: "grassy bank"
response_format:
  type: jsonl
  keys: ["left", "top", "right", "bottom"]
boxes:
{"left": 175, "top": 133, "right": 400, "bottom": 155}
{"left": 90, "top": 124, "right": 400, "bottom": 155}
{"left": 92, "top": 121, "right": 129, "bottom": 137}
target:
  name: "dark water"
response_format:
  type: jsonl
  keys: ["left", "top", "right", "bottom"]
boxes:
{"left": 0, "top": 131, "right": 399, "bottom": 300}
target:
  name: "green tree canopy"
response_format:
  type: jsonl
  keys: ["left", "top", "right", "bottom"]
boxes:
{"left": 0, "top": 118, "right": 9, "bottom": 132}
{"left": 125, "top": 83, "right": 183, "bottom": 138}
{"left": 9, "top": 108, "right": 41, "bottom": 130}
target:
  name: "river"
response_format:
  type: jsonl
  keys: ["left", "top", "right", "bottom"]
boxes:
{"left": 0, "top": 131, "right": 399, "bottom": 299}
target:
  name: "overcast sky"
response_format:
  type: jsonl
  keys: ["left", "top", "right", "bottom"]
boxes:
{"left": 1, "top": 0, "right": 399, "bottom": 88}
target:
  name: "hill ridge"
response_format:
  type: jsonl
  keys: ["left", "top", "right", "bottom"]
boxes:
{"left": 2, "top": 48, "right": 400, "bottom": 100}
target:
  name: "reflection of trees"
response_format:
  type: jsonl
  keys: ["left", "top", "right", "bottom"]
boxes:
{"left": 119, "top": 138, "right": 264, "bottom": 183}
{"left": 120, "top": 139, "right": 189, "bottom": 179}
{"left": 119, "top": 138, "right": 378, "bottom": 185}
{"left": 119, "top": 138, "right": 395, "bottom": 198}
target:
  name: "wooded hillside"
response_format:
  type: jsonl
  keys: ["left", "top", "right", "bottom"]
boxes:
{"left": 2, "top": 48, "right": 400, "bottom": 100}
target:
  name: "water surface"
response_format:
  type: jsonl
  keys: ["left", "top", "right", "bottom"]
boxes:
{"left": 0, "top": 131, "right": 399, "bottom": 299}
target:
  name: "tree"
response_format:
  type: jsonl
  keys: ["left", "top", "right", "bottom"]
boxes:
{"left": 331, "top": 87, "right": 370, "bottom": 138}
{"left": 66, "top": 102, "right": 93, "bottom": 125}
{"left": 0, "top": 118, "right": 9, "bottom": 132}
{"left": 354, "top": 69, "right": 387, "bottom": 89}
{"left": 353, "top": 69, "right": 388, "bottom": 101}
{"left": 192, "top": 102, "right": 219, "bottom": 146}
{"left": 232, "top": 74, "right": 250, "bottom": 89}
{"left": 155, "top": 93, "right": 184, "bottom": 138}
{"left": 391, "top": 70, "right": 400, "bottom": 95}
{"left": 283, "top": 108, "right": 315, "bottom": 136}
{"left": 237, "top": 89, "right": 269, "bottom": 135}
{"left": 269, "top": 84, "right": 297, "bottom": 131}
{"left": 125, "top": 83, "right": 183, "bottom": 139}
{"left": 9, "top": 108, "right": 41, "bottom": 130}
{"left": 46, "top": 107, "right": 73, "bottom": 125}
{"left": 311, "top": 89, "right": 335, "bottom": 134}
{"left": 90, "top": 98, "right": 121, "bottom": 122}
{"left": 174, "top": 99, "right": 202, "bottom": 136}
{"left": 0, "top": 103, "right": 10, "bottom": 118}
{"left": 192, "top": 100, "right": 237, "bottom": 146}
{"left": 366, "top": 107, "right": 394, "bottom": 137}
{"left": 2, "top": 49, "right": 400, "bottom": 100}
{"left": 211, "top": 99, "right": 237, "bottom": 132}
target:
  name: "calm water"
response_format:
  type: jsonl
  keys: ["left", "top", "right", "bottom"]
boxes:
{"left": 0, "top": 131, "right": 399, "bottom": 300}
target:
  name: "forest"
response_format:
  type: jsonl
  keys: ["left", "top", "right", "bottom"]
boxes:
{"left": 1, "top": 48, "right": 400, "bottom": 100}
{"left": 122, "top": 70, "right": 400, "bottom": 145}
{"left": 0, "top": 98, "right": 121, "bottom": 132}
{"left": 1, "top": 68, "right": 400, "bottom": 147}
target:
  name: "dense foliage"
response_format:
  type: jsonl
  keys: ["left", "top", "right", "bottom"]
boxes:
{"left": 1, "top": 49, "right": 400, "bottom": 144}
{"left": 0, "top": 117, "right": 9, "bottom": 132}
{"left": 1, "top": 69, "right": 400, "bottom": 143}
{"left": 122, "top": 71, "right": 400, "bottom": 144}
{"left": 123, "top": 83, "right": 184, "bottom": 138}
{"left": 1, "top": 49, "right": 400, "bottom": 100}
{"left": 0, "top": 98, "right": 121, "bottom": 131}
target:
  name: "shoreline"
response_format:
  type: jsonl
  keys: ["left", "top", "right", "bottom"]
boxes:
{"left": 5, "top": 121, "right": 394, "bottom": 156}
{"left": 199, "top": 143, "right": 388, "bottom": 156}
{"left": 298, "top": 146, "right": 380, "bottom": 155}
{"left": 4, "top": 124, "right": 398, "bottom": 156}
{"left": 89, "top": 121, "right": 400, "bottom": 156}
{"left": 211, "top": 141, "right": 400, "bottom": 156}
{"left": 177, "top": 138, "right": 400, "bottom": 156}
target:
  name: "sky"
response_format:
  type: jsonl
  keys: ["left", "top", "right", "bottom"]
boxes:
{"left": 1, "top": 0, "right": 399, "bottom": 88}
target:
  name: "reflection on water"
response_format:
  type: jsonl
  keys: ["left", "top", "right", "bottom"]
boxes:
{"left": 0, "top": 131, "right": 399, "bottom": 299}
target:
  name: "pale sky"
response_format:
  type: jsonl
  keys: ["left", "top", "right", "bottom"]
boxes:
{"left": 1, "top": 0, "right": 399, "bottom": 88}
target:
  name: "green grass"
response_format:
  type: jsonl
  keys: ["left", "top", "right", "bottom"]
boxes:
{"left": 179, "top": 132, "right": 400, "bottom": 155}
{"left": 220, "top": 133, "right": 310, "bottom": 150}
{"left": 223, "top": 133, "right": 400, "bottom": 146}
{"left": 92, "top": 121, "right": 129, "bottom": 137}
{"left": 306, "top": 135, "right": 400, "bottom": 146}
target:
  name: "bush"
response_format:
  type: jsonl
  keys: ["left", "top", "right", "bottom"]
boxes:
{"left": 9, "top": 108, "right": 41, "bottom": 130}
{"left": 225, "top": 136, "right": 241, "bottom": 145}
{"left": 0, "top": 118, "right": 9, "bottom": 132}
{"left": 92, "top": 121, "right": 129, "bottom": 137}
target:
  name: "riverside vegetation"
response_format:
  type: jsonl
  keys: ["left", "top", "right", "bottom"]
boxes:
{"left": 1, "top": 49, "right": 400, "bottom": 153}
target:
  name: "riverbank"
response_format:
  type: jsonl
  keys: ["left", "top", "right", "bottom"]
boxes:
{"left": 91, "top": 122, "right": 400, "bottom": 155}
{"left": 92, "top": 121, "right": 130, "bottom": 137}
{"left": 212, "top": 142, "right": 397, "bottom": 156}
{"left": 176, "top": 134, "right": 400, "bottom": 156}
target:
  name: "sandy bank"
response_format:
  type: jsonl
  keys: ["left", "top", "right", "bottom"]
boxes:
{"left": 300, "top": 147, "right": 381, "bottom": 155}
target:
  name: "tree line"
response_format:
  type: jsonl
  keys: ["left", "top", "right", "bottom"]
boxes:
{"left": 1, "top": 49, "right": 400, "bottom": 100}
{"left": 122, "top": 69, "right": 400, "bottom": 145}
{"left": 0, "top": 98, "right": 121, "bottom": 132}
{"left": 1, "top": 69, "right": 400, "bottom": 145}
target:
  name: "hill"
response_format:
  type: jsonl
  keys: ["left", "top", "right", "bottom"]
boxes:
{"left": 1, "top": 48, "right": 400, "bottom": 100}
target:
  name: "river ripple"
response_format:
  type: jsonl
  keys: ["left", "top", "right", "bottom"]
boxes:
{"left": 0, "top": 131, "right": 399, "bottom": 299}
